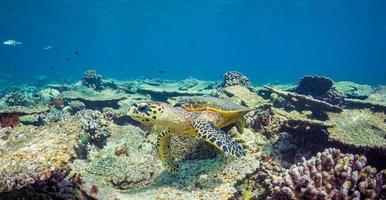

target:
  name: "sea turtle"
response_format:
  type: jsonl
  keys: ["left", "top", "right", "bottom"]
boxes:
{"left": 127, "top": 97, "right": 252, "bottom": 173}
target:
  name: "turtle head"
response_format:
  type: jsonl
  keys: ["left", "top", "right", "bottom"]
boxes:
{"left": 127, "top": 102, "right": 166, "bottom": 126}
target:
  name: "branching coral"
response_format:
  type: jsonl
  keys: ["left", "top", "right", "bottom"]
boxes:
{"left": 77, "top": 109, "right": 110, "bottom": 148}
{"left": 268, "top": 148, "right": 386, "bottom": 200}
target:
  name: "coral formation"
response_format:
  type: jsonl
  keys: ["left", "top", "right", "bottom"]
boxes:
{"left": 133, "top": 78, "right": 215, "bottom": 101}
{"left": 268, "top": 148, "right": 386, "bottom": 200}
{"left": 367, "top": 86, "right": 386, "bottom": 104}
{"left": 67, "top": 100, "right": 86, "bottom": 113}
{"left": 0, "top": 114, "right": 20, "bottom": 127}
{"left": 62, "top": 87, "right": 127, "bottom": 110}
{"left": 0, "top": 118, "right": 80, "bottom": 193}
{"left": 334, "top": 81, "right": 375, "bottom": 100}
{"left": 77, "top": 109, "right": 110, "bottom": 149}
{"left": 0, "top": 170, "right": 91, "bottom": 200}
{"left": 82, "top": 70, "right": 103, "bottom": 90}
{"left": 327, "top": 109, "right": 386, "bottom": 150}
{"left": 218, "top": 71, "right": 253, "bottom": 89}
{"left": 265, "top": 86, "right": 342, "bottom": 113}
{"left": 294, "top": 76, "right": 345, "bottom": 106}
{"left": 0, "top": 71, "right": 385, "bottom": 199}
{"left": 219, "top": 85, "right": 267, "bottom": 107}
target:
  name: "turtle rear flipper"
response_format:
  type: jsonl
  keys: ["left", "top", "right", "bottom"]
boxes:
{"left": 193, "top": 119, "right": 245, "bottom": 157}
{"left": 157, "top": 128, "right": 179, "bottom": 174}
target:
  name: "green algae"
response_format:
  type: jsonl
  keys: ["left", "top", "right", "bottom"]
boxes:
{"left": 334, "top": 81, "right": 375, "bottom": 99}
{"left": 327, "top": 109, "right": 386, "bottom": 147}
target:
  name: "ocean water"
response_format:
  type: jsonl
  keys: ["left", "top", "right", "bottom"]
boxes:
{"left": 1, "top": 0, "right": 386, "bottom": 85}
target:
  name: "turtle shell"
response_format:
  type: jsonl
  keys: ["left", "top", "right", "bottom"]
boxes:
{"left": 176, "top": 97, "right": 251, "bottom": 113}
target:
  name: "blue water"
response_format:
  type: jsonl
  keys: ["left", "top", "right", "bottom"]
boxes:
{"left": 1, "top": 0, "right": 386, "bottom": 85}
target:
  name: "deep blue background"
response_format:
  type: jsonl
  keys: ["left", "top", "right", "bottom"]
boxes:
{"left": 1, "top": 0, "right": 386, "bottom": 85}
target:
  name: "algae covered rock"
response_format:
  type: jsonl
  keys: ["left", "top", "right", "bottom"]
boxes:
{"left": 0, "top": 118, "right": 81, "bottom": 192}
{"left": 327, "top": 109, "right": 386, "bottom": 149}
{"left": 132, "top": 78, "right": 216, "bottom": 101}
{"left": 220, "top": 85, "right": 267, "bottom": 107}
{"left": 367, "top": 86, "right": 386, "bottom": 104}
{"left": 62, "top": 87, "right": 127, "bottom": 109}
{"left": 334, "top": 81, "right": 375, "bottom": 100}
{"left": 71, "top": 124, "right": 163, "bottom": 199}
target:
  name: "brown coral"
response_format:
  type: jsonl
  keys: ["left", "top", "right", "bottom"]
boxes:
{"left": 0, "top": 114, "right": 20, "bottom": 128}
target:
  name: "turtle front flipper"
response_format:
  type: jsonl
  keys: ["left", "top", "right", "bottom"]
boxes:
{"left": 157, "top": 128, "right": 179, "bottom": 174}
{"left": 193, "top": 119, "right": 245, "bottom": 157}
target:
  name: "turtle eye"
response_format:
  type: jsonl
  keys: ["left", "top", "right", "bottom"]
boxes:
{"left": 137, "top": 103, "right": 150, "bottom": 112}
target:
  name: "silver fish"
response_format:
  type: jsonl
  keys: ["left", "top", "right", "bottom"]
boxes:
{"left": 3, "top": 40, "right": 22, "bottom": 46}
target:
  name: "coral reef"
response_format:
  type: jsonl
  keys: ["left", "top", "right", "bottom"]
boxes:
{"left": 0, "top": 170, "right": 91, "bottom": 200}
{"left": 0, "top": 72, "right": 385, "bottom": 199}
{"left": 295, "top": 76, "right": 334, "bottom": 96}
{"left": 62, "top": 87, "right": 127, "bottom": 110}
{"left": 82, "top": 70, "right": 103, "bottom": 90}
{"left": 367, "top": 86, "right": 386, "bottom": 104}
{"left": 268, "top": 148, "right": 386, "bottom": 200}
{"left": 76, "top": 109, "right": 110, "bottom": 149}
{"left": 265, "top": 86, "right": 342, "bottom": 114}
{"left": 133, "top": 78, "right": 215, "bottom": 101}
{"left": 0, "top": 118, "right": 80, "bottom": 192}
{"left": 3, "top": 91, "right": 32, "bottom": 106}
{"left": 67, "top": 100, "right": 86, "bottom": 113}
{"left": 294, "top": 76, "right": 345, "bottom": 106}
{"left": 327, "top": 109, "right": 386, "bottom": 151}
{"left": 218, "top": 71, "right": 253, "bottom": 89}
{"left": 0, "top": 114, "right": 20, "bottom": 127}
{"left": 218, "top": 85, "right": 267, "bottom": 107}
{"left": 334, "top": 81, "right": 375, "bottom": 100}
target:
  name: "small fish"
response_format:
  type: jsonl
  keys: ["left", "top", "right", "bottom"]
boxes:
{"left": 158, "top": 70, "right": 165, "bottom": 74}
{"left": 66, "top": 58, "right": 71, "bottom": 61}
{"left": 145, "top": 94, "right": 152, "bottom": 100}
{"left": 49, "top": 66, "right": 55, "bottom": 70}
{"left": 42, "top": 46, "right": 52, "bottom": 51}
{"left": 74, "top": 51, "right": 79, "bottom": 55}
{"left": 3, "top": 40, "right": 22, "bottom": 46}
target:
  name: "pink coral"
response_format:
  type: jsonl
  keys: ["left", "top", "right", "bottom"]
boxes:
{"left": 268, "top": 148, "right": 386, "bottom": 200}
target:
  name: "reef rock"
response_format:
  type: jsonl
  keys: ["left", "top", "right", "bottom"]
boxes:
{"left": 334, "top": 81, "right": 375, "bottom": 100}
{"left": 268, "top": 148, "right": 386, "bottom": 200}
{"left": 220, "top": 85, "right": 267, "bottom": 107}
{"left": 367, "top": 86, "right": 386, "bottom": 104}
{"left": 62, "top": 87, "right": 127, "bottom": 110}
{"left": 327, "top": 109, "right": 386, "bottom": 153}
{"left": 0, "top": 118, "right": 81, "bottom": 193}
{"left": 132, "top": 78, "right": 216, "bottom": 101}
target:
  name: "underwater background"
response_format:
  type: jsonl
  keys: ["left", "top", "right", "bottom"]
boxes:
{"left": 2, "top": 1, "right": 386, "bottom": 200}
{"left": 1, "top": 0, "right": 386, "bottom": 85}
